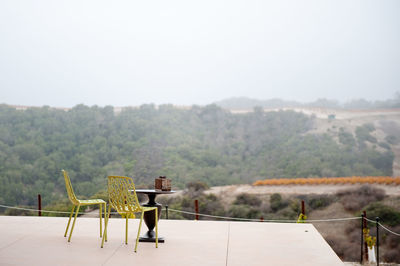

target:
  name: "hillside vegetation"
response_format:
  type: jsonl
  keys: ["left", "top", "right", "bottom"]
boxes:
{"left": 0, "top": 104, "right": 395, "bottom": 207}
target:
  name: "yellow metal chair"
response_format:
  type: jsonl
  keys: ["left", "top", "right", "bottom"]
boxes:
{"left": 101, "top": 176, "right": 158, "bottom": 252}
{"left": 62, "top": 170, "right": 106, "bottom": 242}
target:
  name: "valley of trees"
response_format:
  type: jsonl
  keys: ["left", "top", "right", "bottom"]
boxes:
{"left": 0, "top": 104, "right": 395, "bottom": 208}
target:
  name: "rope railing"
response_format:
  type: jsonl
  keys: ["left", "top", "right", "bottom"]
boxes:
{"left": 364, "top": 217, "right": 378, "bottom": 224}
{"left": 0, "top": 204, "right": 119, "bottom": 216}
{"left": 0, "top": 204, "right": 73, "bottom": 214}
{"left": 362, "top": 217, "right": 400, "bottom": 236}
{"left": 378, "top": 222, "right": 400, "bottom": 237}
{"left": 0, "top": 203, "right": 360, "bottom": 223}
{"left": 303, "top": 217, "right": 361, "bottom": 222}
{"left": 1, "top": 203, "right": 399, "bottom": 238}
{"left": 169, "top": 208, "right": 266, "bottom": 222}
{"left": 168, "top": 208, "right": 361, "bottom": 223}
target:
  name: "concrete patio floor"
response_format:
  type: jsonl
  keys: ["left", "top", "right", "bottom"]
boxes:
{"left": 0, "top": 216, "right": 343, "bottom": 266}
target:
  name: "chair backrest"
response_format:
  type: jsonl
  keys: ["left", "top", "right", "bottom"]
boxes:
{"left": 107, "top": 176, "right": 141, "bottom": 213}
{"left": 62, "top": 170, "right": 79, "bottom": 205}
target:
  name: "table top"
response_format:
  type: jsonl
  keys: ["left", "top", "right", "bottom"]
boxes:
{"left": 135, "top": 189, "right": 176, "bottom": 195}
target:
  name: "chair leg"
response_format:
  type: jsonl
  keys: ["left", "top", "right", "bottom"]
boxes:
{"left": 99, "top": 203, "right": 103, "bottom": 238}
{"left": 155, "top": 208, "right": 158, "bottom": 248}
{"left": 135, "top": 210, "right": 144, "bottom": 253}
{"left": 101, "top": 204, "right": 111, "bottom": 248}
{"left": 103, "top": 203, "right": 106, "bottom": 237}
{"left": 105, "top": 204, "right": 109, "bottom": 242}
{"left": 68, "top": 204, "right": 80, "bottom": 242}
{"left": 64, "top": 206, "right": 76, "bottom": 237}
{"left": 125, "top": 215, "right": 128, "bottom": 245}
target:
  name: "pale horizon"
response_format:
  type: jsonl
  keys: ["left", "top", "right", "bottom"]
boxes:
{"left": 1, "top": 0, "right": 399, "bottom": 108}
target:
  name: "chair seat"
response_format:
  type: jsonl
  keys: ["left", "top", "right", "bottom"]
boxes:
{"left": 142, "top": 206, "right": 157, "bottom": 211}
{"left": 118, "top": 206, "right": 157, "bottom": 214}
{"left": 78, "top": 199, "right": 106, "bottom": 205}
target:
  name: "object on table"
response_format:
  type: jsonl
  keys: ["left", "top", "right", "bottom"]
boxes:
{"left": 155, "top": 176, "right": 171, "bottom": 191}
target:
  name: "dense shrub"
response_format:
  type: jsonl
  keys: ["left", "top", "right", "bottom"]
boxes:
{"left": 299, "top": 194, "right": 334, "bottom": 210}
{"left": 385, "top": 135, "right": 399, "bottom": 145}
{"left": 356, "top": 123, "right": 377, "bottom": 144}
{"left": 233, "top": 193, "right": 262, "bottom": 207}
{"left": 270, "top": 193, "right": 288, "bottom": 212}
{"left": 198, "top": 194, "right": 226, "bottom": 219}
{"left": 276, "top": 208, "right": 298, "bottom": 220}
{"left": 289, "top": 198, "right": 301, "bottom": 213}
{"left": 378, "top": 142, "right": 391, "bottom": 150}
{"left": 227, "top": 204, "right": 261, "bottom": 219}
{"left": 363, "top": 123, "right": 376, "bottom": 132}
{"left": 338, "top": 129, "right": 356, "bottom": 146}
{"left": 337, "top": 185, "right": 385, "bottom": 212}
{"left": 364, "top": 203, "right": 400, "bottom": 226}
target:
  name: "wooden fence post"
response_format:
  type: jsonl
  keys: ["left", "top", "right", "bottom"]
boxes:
{"left": 361, "top": 213, "right": 364, "bottom": 264}
{"left": 37, "top": 194, "right": 42, "bottom": 216}
{"left": 194, "top": 200, "right": 199, "bottom": 221}
{"left": 363, "top": 211, "right": 368, "bottom": 262}
{"left": 376, "top": 217, "right": 380, "bottom": 266}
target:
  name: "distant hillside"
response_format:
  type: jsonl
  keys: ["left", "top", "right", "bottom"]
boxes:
{"left": 0, "top": 103, "right": 396, "bottom": 208}
{"left": 214, "top": 97, "right": 302, "bottom": 110}
{"left": 214, "top": 95, "right": 400, "bottom": 110}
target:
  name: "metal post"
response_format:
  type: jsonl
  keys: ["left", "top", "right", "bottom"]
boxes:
{"left": 363, "top": 211, "right": 368, "bottom": 262}
{"left": 361, "top": 213, "right": 364, "bottom": 264}
{"left": 376, "top": 217, "right": 380, "bottom": 266}
{"left": 38, "top": 194, "right": 42, "bottom": 216}
{"left": 165, "top": 205, "right": 169, "bottom": 220}
{"left": 194, "top": 200, "right": 199, "bottom": 221}
{"left": 301, "top": 200, "right": 305, "bottom": 215}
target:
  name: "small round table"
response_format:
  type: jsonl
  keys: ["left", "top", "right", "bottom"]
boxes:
{"left": 135, "top": 189, "right": 175, "bottom": 243}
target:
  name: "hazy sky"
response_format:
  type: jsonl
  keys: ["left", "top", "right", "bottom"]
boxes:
{"left": 0, "top": 0, "right": 399, "bottom": 107}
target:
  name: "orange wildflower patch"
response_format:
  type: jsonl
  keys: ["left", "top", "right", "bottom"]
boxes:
{"left": 252, "top": 176, "right": 400, "bottom": 186}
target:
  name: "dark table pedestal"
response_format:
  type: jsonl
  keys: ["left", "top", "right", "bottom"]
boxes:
{"left": 135, "top": 189, "right": 175, "bottom": 243}
{"left": 139, "top": 230, "right": 165, "bottom": 243}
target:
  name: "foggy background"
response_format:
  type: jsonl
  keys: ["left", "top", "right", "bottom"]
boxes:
{"left": 0, "top": 0, "right": 399, "bottom": 107}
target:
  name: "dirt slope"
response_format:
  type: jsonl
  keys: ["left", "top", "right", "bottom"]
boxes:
{"left": 204, "top": 184, "right": 400, "bottom": 206}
